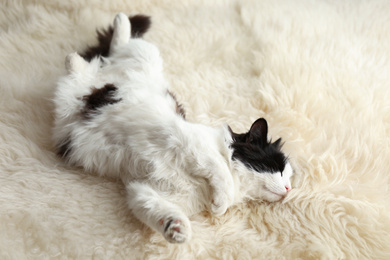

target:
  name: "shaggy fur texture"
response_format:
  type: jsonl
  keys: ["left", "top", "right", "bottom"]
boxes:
{"left": 1, "top": 0, "right": 390, "bottom": 258}
{"left": 53, "top": 13, "right": 293, "bottom": 244}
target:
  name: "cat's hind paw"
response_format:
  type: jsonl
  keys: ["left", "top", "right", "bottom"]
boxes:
{"left": 114, "top": 13, "right": 130, "bottom": 34}
{"left": 65, "top": 52, "right": 88, "bottom": 73}
{"left": 110, "top": 13, "right": 131, "bottom": 53}
{"left": 160, "top": 217, "right": 191, "bottom": 244}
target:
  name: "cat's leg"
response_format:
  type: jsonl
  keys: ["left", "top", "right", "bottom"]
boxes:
{"left": 187, "top": 156, "right": 234, "bottom": 216}
{"left": 125, "top": 181, "right": 191, "bottom": 243}
{"left": 110, "top": 12, "right": 131, "bottom": 54}
{"left": 202, "top": 162, "right": 235, "bottom": 216}
{"left": 65, "top": 52, "right": 89, "bottom": 73}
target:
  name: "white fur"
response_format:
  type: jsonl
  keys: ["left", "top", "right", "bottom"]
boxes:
{"left": 3, "top": 0, "right": 390, "bottom": 258}
{"left": 53, "top": 13, "right": 293, "bottom": 243}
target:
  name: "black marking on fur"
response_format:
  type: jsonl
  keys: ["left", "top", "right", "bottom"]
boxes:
{"left": 167, "top": 90, "right": 186, "bottom": 119}
{"left": 130, "top": 14, "right": 152, "bottom": 37}
{"left": 229, "top": 118, "right": 287, "bottom": 174}
{"left": 164, "top": 219, "right": 174, "bottom": 233}
{"left": 81, "top": 14, "right": 151, "bottom": 61}
{"left": 82, "top": 84, "right": 122, "bottom": 119}
{"left": 57, "top": 135, "right": 72, "bottom": 158}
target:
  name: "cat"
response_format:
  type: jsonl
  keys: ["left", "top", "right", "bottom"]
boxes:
{"left": 53, "top": 13, "right": 294, "bottom": 244}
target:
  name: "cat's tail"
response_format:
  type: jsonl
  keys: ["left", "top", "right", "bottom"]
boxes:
{"left": 80, "top": 14, "right": 151, "bottom": 61}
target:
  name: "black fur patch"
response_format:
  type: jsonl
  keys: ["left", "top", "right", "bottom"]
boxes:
{"left": 230, "top": 118, "right": 287, "bottom": 174}
{"left": 81, "top": 14, "right": 151, "bottom": 61}
{"left": 130, "top": 14, "right": 152, "bottom": 37}
{"left": 82, "top": 84, "right": 121, "bottom": 119}
{"left": 57, "top": 135, "right": 72, "bottom": 158}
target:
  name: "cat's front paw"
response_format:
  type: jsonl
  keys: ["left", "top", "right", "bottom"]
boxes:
{"left": 210, "top": 192, "right": 230, "bottom": 216}
{"left": 159, "top": 217, "right": 191, "bottom": 243}
{"left": 210, "top": 175, "right": 234, "bottom": 216}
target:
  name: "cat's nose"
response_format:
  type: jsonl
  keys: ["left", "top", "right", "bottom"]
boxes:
{"left": 285, "top": 186, "right": 291, "bottom": 192}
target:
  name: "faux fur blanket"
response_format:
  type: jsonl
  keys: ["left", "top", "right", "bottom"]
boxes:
{"left": 1, "top": 0, "right": 390, "bottom": 259}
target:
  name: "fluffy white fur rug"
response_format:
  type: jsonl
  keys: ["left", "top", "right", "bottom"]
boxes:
{"left": 1, "top": 0, "right": 390, "bottom": 259}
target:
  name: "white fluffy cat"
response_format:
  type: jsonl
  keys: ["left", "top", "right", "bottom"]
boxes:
{"left": 53, "top": 13, "right": 293, "bottom": 243}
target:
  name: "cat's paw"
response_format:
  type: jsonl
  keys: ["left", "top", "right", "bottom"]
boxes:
{"left": 113, "top": 13, "right": 130, "bottom": 40}
{"left": 65, "top": 52, "right": 87, "bottom": 73}
{"left": 110, "top": 13, "right": 131, "bottom": 54}
{"left": 114, "top": 13, "right": 129, "bottom": 29}
{"left": 159, "top": 217, "right": 191, "bottom": 244}
{"left": 210, "top": 175, "right": 234, "bottom": 216}
{"left": 210, "top": 192, "right": 230, "bottom": 216}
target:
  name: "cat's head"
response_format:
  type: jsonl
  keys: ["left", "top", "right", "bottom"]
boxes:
{"left": 229, "top": 118, "right": 293, "bottom": 202}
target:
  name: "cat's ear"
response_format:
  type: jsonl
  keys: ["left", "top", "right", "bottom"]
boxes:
{"left": 248, "top": 118, "right": 268, "bottom": 144}
{"left": 65, "top": 52, "right": 88, "bottom": 73}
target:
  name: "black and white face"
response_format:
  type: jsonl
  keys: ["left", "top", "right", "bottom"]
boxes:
{"left": 230, "top": 118, "right": 294, "bottom": 202}
{"left": 255, "top": 162, "right": 293, "bottom": 202}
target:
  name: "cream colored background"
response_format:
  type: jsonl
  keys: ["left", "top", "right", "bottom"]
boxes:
{"left": 1, "top": 0, "right": 390, "bottom": 259}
